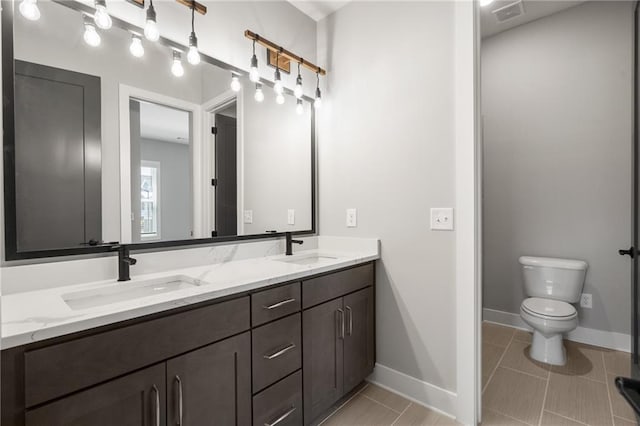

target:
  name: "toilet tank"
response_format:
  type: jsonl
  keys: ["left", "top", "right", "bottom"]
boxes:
{"left": 519, "top": 256, "right": 588, "bottom": 303}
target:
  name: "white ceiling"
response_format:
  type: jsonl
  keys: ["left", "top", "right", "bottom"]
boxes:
{"left": 139, "top": 101, "right": 190, "bottom": 145}
{"left": 481, "top": 0, "right": 586, "bottom": 38}
{"left": 287, "top": 0, "right": 351, "bottom": 21}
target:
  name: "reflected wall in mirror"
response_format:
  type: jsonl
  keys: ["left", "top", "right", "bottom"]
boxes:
{"left": 5, "top": 0, "right": 315, "bottom": 259}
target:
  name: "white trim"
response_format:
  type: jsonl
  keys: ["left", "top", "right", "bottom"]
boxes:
{"left": 118, "top": 84, "right": 202, "bottom": 243}
{"left": 201, "top": 90, "right": 245, "bottom": 236}
{"left": 483, "top": 308, "right": 632, "bottom": 353}
{"left": 367, "top": 363, "right": 457, "bottom": 419}
{"left": 454, "top": 1, "right": 480, "bottom": 425}
{"left": 140, "top": 160, "right": 161, "bottom": 242}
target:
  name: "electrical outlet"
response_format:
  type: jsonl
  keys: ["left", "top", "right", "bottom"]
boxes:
{"left": 430, "top": 208, "right": 454, "bottom": 231}
{"left": 287, "top": 209, "right": 295, "bottom": 225}
{"left": 346, "top": 208, "right": 357, "bottom": 228}
{"left": 243, "top": 210, "right": 253, "bottom": 224}
{"left": 580, "top": 293, "right": 592, "bottom": 309}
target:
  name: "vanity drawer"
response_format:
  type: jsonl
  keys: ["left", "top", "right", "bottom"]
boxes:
{"left": 253, "top": 370, "right": 302, "bottom": 426}
{"left": 252, "top": 313, "right": 301, "bottom": 392}
{"left": 302, "top": 263, "right": 374, "bottom": 308}
{"left": 24, "top": 296, "right": 250, "bottom": 408}
{"left": 252, "top": 282, "right": 301, "bottom": 326}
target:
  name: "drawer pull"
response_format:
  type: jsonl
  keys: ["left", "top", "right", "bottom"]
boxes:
{"left": 346, "top": 306, "right": 353, "bottom": 336}
{"left": 175, "top": 375, "right": 183, "bottom": 426}
{"left": 264, "top": 406, "right": 296, "bottom": 426}
{"left": 152, "top": 385, "right": 160, "bottom": 426}
{"left": 264, "top": 343, "right": 296, "bottom": 360}
{"left": 263, "top": 298, "right": 296, "bottom": 310}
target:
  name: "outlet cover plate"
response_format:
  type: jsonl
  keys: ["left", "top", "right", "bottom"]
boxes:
{"left": 243, "top": 210, "right": 253, "bottom": 224}
{"left": 580, "top": 293, "right": 592, "bottom": 309}
{"left": 346, "top": 208, "right": 357, "bottom": 228}
{"left": 287, "top": 209, "right": 295, "bottom": 225}
{"left": 431, "top": 208, "right": 454, "bottom": 231}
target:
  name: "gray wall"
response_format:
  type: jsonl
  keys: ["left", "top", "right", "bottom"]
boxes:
{"left": 318, "top": 1, "right": 457, "bottom": 391}
{"left": 482, "top": 1, "right": 634, "bottom": 334}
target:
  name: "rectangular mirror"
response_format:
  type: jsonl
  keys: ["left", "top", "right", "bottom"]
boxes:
{"left": 4, "top": 0, "right": 315, "bottom": 260}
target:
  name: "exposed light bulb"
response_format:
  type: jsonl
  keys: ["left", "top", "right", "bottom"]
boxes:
{"left": 144, "top": 3, "right": 159, "bottom": 41}
{"left": 129, "top": 34, "right": 144, "bottom": 58}
{"left": 93, "top": 0, "right": 112, "bottom": 30}
{"left": 294, "top": 74, "right": 303, "bottom": 99}
{"left": 296, "top": 99, "right": 304, "bottom": 115}
{"left": 480, "top": 0, "right": 494, "bottom": 6}
{"left": 254, "top": 84, "right": 264, "bottom": 102}
{"left": 230, "top": 74, "right": 241, "bottom": 92}
{"left": 19, "top": 0, "right": 40, "bottom": 21}
{"left": 273, "top": 68, "right": 283, "bottom": 95}
{"left": 314, "top": 87, "right": 322, "bottom": 109}
{"left": 276, "top": 93, "right": 285, "bottom": 105}
{"left": 83, "top": 19, "right": 101, "bottom": 47}
{"left": 187, "top": 33, "right": 200, "bottom": 65}
{"left": 171, "top": 51, "right": 184, "bottom": 77}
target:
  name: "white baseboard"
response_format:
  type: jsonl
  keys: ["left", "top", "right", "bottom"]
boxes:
{"left": 367, "top": 363, "right": 457, "bottom": 420}
{"left": 483, "top": 308, "right": 631, "bottom": 353}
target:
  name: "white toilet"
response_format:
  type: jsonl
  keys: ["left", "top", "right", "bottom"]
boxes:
{"left": 519, "top": 256, "right": 588, "bottom": 366}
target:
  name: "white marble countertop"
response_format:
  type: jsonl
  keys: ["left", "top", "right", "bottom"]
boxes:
{"left": 1, "top": 237, "right": 380, "bottom": 349}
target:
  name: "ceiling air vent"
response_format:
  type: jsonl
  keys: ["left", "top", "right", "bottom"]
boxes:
{"left": 492, "top": 0, "right": 525, "bottom": 23}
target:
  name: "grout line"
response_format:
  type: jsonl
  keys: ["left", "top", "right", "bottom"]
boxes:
{"left": 603, "top": 352, "right": 617, "bottom": 426}
{"left": 390, "top": 402, "right": 412, "bottom": 426}
{"left": 537, "top": 362, "right": 551, "bottom": 426}
{"left": 361, "top": 394, "right": 405, "bottom": 415}
{"left": 317, "top": 384, "right": 369, "bottom": 426}
{"left": 484, "top": 407, "right": 537, "bottom": 426}
{"left": 543, "top": 409, "right": 590, "bottom": 426}
{"left": 482, "top": 329, "right": 515, "bottom": 394}
{"left": 498, "top": 365, "right": 549, "bottom": 381}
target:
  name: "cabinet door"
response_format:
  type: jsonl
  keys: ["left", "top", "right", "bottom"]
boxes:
{"left": 303, "top": 298, "right": 344, "bottom": 425}
{"left": 166, "top": 332, "right": 251, "bottom": 426}
{"left": 25, "top": 364, "right": 165, "bottom": 426}
{"left": 343, "top": 287, "right": 375, "bottom": 393}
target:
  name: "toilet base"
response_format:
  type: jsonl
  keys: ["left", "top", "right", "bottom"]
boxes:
{"left": 529, "top": 330, "right": 566, "bottom": 366}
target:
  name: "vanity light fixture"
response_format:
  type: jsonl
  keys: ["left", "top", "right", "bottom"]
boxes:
{"left": 296, "top": 99, "right": 304, "bottom": 115}
{"left": 230, "top": 73, "right": 242, "bottom": 92}
{"left": 83, "top": 15, "right": 101, "bottom": 47}
{"left": 294, "top": 62, "right": 304, "bottom": 99}
{"left": 249, "top": 40, "right": 260, "bottom": 83}
{"left": 144, "top": 0, "right": 160, "bottom": 42}
{"left": 273, "top": 50, "right": 283, "bottom": 95}
{"left": 187, "top": 1, "right": 201, "bottom": 65}
{"left": 171, "top": 51, "right": 185, "bottom": 77}
{"left": 93, "top": 0, "right": 112, "bottom": 30}
{"left": 129, "top": 34, "right": 144, "bottom": 58}
{"left": 19, "top": 0, "right": 40, "bottom": 21}
{"left": 314, "top": 71, "right": 322, "bottom": 109}
{"left": 254, "top": 83, "right": 265, "bottom": 102}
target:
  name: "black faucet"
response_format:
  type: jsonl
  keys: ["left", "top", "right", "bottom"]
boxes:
{"left": 111, "top": 244, "right": 137, "bottom": 281}
{"left": 285, "top": 232, "right": 303, "bottom": 256}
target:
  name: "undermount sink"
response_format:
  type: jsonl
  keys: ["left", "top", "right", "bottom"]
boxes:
{"left": 274, "top": 253, "right": 340, "bottom": 265}
{"left": 62, "top": 275, "right": 202, "bottom": 310}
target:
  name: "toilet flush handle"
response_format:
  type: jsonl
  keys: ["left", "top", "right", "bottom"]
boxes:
{"left": 619, "top": 247, "right": 636, "bottom": 258}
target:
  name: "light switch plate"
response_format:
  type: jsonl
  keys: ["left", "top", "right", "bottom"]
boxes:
{"left": 243, "top": 210, "right": 253, "bottom": 224}
{"left": 346, "top": 208, "right": 357, "bottom": 228}
{"left": 430, "top": 208, "right": 454, "bottom": 231}
{"left": 287, "top": 209, "right": 295, "bottom": 225}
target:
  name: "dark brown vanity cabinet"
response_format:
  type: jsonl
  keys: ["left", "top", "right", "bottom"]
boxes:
{"left": 302, "top": 267, "right": 375, "bottom": 425}
{"left": 2, "top": 262, "right": 375, "bottom": 426}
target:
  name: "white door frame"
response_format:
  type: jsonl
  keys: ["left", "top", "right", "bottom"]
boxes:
{"left": 455, "top": 1, "right": 481, "bottom": 425}
{"left": 118, "top": 84, "right": 203, "bottom": 243}
{"left": 201, "top": 89, "right": 245, "bottom": 236}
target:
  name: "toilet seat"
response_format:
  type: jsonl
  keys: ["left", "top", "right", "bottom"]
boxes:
{"left": 521, "top": 297, "right": 577, "bottom": 320}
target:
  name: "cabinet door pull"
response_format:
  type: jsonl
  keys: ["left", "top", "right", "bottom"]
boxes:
{"left": 337, "top": 309, "right": 345, "bottom": 339}
{"left": 264, "top": 343, "right": 296, "bottom": 360}
{"left": 151, "top": 385, "right": 160, "bottom": 426}
{"left": 174, "top": 375, "right": 183, "bottom": 426}
{"left": 263, "top": 298, "right": 296, "bottom": 310}
{"left": 346, "top": 306, "right": 353, "bottom": 336}
{"left": 264, "top": 406, "right": 296, "bottom": 426}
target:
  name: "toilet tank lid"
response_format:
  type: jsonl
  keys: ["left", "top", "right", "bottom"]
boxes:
{"left": 519, "top": 256, "right": 588, "bottom": 271}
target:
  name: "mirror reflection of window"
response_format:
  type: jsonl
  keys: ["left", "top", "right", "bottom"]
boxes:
{"left": 140, "top": 163, "right": 160, "bottom": 240}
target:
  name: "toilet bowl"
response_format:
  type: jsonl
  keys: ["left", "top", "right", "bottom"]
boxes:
{"left": 520, "top": 297, "right": 578, "bottom": 365}
{"left": 518, "top": 256, "right": 588, "bottom": 366}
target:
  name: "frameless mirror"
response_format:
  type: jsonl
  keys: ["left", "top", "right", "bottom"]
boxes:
{"left": 5, "top": 0, "right": 315, "bottom": 259}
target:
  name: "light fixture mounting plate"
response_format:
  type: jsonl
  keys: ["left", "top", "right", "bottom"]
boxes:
{"left": 176, "top": 0, "right": 207, "bottom": 15}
